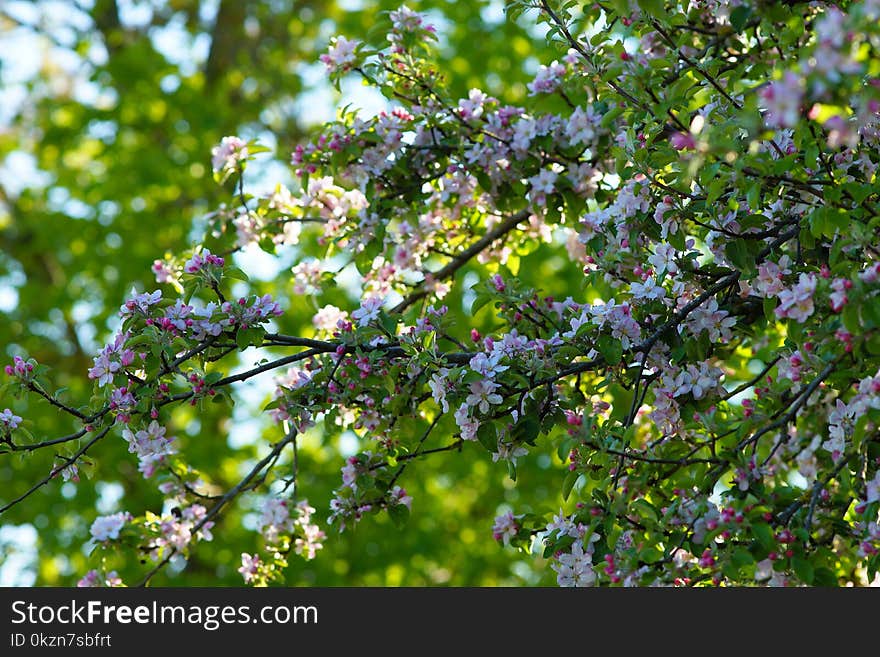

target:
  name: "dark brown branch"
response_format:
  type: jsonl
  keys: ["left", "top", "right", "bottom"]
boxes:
{"left": 739, "top": 361, "right": 835, "bottom": 451}
{"left": 391, "top": 209, "right": 531, "bottom": 313}
{"left": 26, "top": 382, "right": 88, "bottom": 421}
{"left": 585, "top": 441, "right": 721, "bottom": 466}
{"left": 0, "top": 426, "right": 112, "bottom": 515}
{"left": 721, "top": 356, "right": 782, "bottom": 401}
{"left": 137, "top": 428, "right": 298, "bottom": 587}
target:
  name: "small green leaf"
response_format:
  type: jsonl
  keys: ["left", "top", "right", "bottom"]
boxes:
{"left": 862, "top": 301, "right": 880, "bottom": 329}
{"left": 224, "top": 266, "right": 250, "bottom": 282}
{"left": 636, "top": 0, "right": 665, "bottom": 17}
{"left": 791, "top": 557, "right": 814, "bottom": 585}
{"left": 388, "top": 503, "right": 409, "bottom": 528}
{"left": 379, "top": 311, "right": 398, "bottom": 335}
{"left": 763, "top": 296, "right": 777, "bottom": 322}
{"left": 842, "top": 303, "right": 861, "bottom": 333}
{"left": 725, "top": 240, "right": 757, "bottom": 278}
{"left": 752, "top": 523, "right": 775, "bottom": 551}
{"left": 235, "top": 328, "right": 255, "bottom": 350}
{"left": 562, "top": 469, "right": 579, "bottom": 501}
{"left": 476, "top": 422, "right": 497, "bottom": 452}
{"left": 596, "top": 336, "right": 623, "bottom": 365}
{"left": 204, "top": 371, "right": 223, "bottom": 385}
{"left": 812, "top": 567, "right": 837, "bottom": 587}
{"left": 631, "top": 498, "right": 659, "bottom": 523}
{"left": 512, "top": 415, "right": 541, "bottom": 445}
{"left": 731, "top": 547, "right": 754, "bottom": 568}
{"left": 730, "top": 5, "right": 751, "bottom": 32}
{"left": 470, "top": 292, "right": 494, "bottom": 315}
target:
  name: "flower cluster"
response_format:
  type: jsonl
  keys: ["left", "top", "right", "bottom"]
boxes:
{"left": 211, "top": 136, "right": 248, "bottom": 177}
{"left": 122, "top": 420, "right": 176, "bottom": 478}
{"left": 0, "top": 408, "right": 22, "bottom": 431}
{"left": 146, "top": 504, "right": 214, "bottom": 560}
{"left": 87, "top": 332, "right": 136, "bottom": 387}
{"left": 90, "top": 512, "right": 133, "bottom": 542}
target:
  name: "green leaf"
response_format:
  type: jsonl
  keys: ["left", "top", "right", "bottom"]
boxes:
{"left": 470, "top": 292, "right": 494, "bottom": 315}
{"left": 224, "top": 266, "right": 250, "bottom": 282}
{"left": 862, "top": 301, "right": 880, "bottom": 329}
{"left": 562, "top": 469, "right": 579, "bottom": 501}
{"left": 725, "top": 240, "right": 757, "bottom": 278}
{"left": 610, "top": 0, "right": 631, "bottom": 16}
{"left": 379, "top": 311, "right": 398, "bottom": 336}
{"left": 729, "top": 5, "right": 752, "bottom": 32}
{"left": 473, "top": 168, "right": 492, "bottom": 192}
{"left": 204, "top": 371, "right": 223, "bottom": 385}
{"left": 624, "top": 424, "right": 638, "bottom": 448}
{"left": 668, "top": 229, "right": 686, "bottom": 252}
{"left": 476, "top": 422, "right": 497, "bottom": 452}
{"left": 639, "top": 547, "right": 662, "bottom": 564}
{"left": 813, "top": 567, "right": 837, "bottom": 587}
{"left": 763, "top": 296, "right": 777, "bottom": 322}
{"left": 388, "top": 503, "right": 409, "bottom": 528}
{"left": 507, "top": 460, "right": 517, "bottom": 482}
{"left": 126, "top": 334, "right": 154, "bottom": 348}
{"left": 235, "top": 328, "right": 261, "bottom": 350}
{"left": 636, "top": 0, "right": 664, "bottom": 18}
{"left": 512, "top": 415, "right": 541, "bottom": 445}
{"left": 842, "top": 303, "right": 861, "bottom": 333}
{"left": 731, "top": 547, "right": 754, "bottom": 568}
{"left": 596, "top": 335, "right": 623, "bottom": 365}
{"left": 752, "top": 523, "right": 775, "bottom": 551}
{"left": 809, "top": 207, "right": 847, "bottom": 239}
{"left": 791, "top": 557, "right": 814, "bottom": 585}
{"left": 631, "top": 498, "right": 659, "bottom": 523}
{"left": 722, "top": 562, "right": 740, "bottom": 581}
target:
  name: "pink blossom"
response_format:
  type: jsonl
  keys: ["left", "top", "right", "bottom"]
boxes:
{"left": 184, "top": 248, "right": 224, "bottom": 274}
{"left": 319, "top": 36, "right": 359, "bottom": 74}
{"left": 0, "top": 408, "right": 22, "bottom": 430}
{"left": 119, "top": 290, "right": 162, "bottom": 317}
{"left": 238, "top": 553, "right": 261, "bottom": 584}
{"left": 760, "top": 71, "right": 803, "bottom": 129}
{"left": 151, "top": 259, "right": 174, "bottom": 284}
{"left": 753, "top": 256, "right": 791, "bottom": 298}
{"left": 775, "top": 273, "right": 817, "bottom": 322}
{"left": 454, "top": 403, "right": 480, "bottom": 441}
{"left": 670, "top": 132, "right": 696, "bottom": 150}
{"left": 565, "top": 106, "right": 600, "bottom": 146}
{"left": 352, "top": 295, "right": 385, "bottom": 327}
{"left": 90, "top": 512, "right": 132, "bottom": 542}
{"left": 211, "top": 136, "right": 248, "bottom": 174}
{"left": 465, "top": 379, "right": 503, "bottom": 413}
{"left": 527, "top": 61, "right": 566, "bottom": 95}
{"left": 313, "top": 305, "right": 348, "bottom": 332}
{"left": 5, "top": 355, "right": 34, "bottom": 379}
{"left": 492, "top": 511, "right": 519, "bottom": 545}
{"left": 552, "top": 539, "right": 596, "bottom": 587}
{"left": 388, "top": 485, "right": 412, "bottom": 509}
{"left": 458, "top": 88, "right": 491, "bottom": 120}
{"left": 829, "top": 278, "right": 850, "bottom": 312}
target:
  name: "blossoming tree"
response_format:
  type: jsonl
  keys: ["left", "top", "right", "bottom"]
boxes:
{"left": 3, "top": 0, "right": 880, "bottom": 587}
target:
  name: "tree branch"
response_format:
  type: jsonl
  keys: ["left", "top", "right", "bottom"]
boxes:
{"left": 137, "top": 428, "right": 298, "bottom": 587}
{"left": 391, "top": 209, "right": 531, "bottom": 313}
{"left": 0, "top": 426, "right": 111, "bottom": 515}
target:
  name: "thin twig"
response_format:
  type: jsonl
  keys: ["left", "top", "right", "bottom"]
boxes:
{"left": 137, "top": 428, "right": 298, "bottom": 587}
